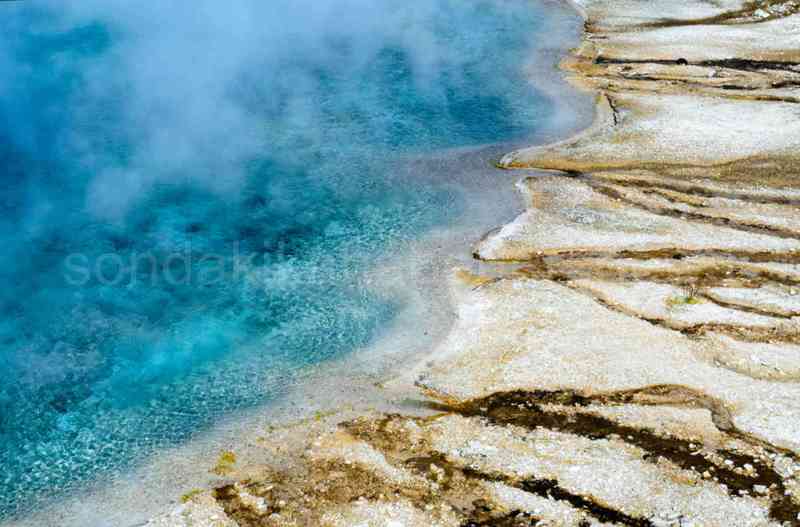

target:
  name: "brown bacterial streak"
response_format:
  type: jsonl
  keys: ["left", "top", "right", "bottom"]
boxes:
{"left": 435, "top": 389, "right": 799, "bottom": 524}
{"left": 589, "top": 182, "right": 800, "bottom": 241}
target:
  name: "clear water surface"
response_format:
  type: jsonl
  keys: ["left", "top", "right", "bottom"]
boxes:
{"left": 0, "top": 0, "right": 560, "bottom": 519}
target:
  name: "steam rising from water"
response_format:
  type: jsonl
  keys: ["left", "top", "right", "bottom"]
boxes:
{"left": 0, "top": 0, "right": 564, "bottom": 520}
{"left": 3, "top": 0, "right": 541, "bottom": 219}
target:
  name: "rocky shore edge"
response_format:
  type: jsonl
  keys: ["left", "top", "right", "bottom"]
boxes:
{"left": 148, "top": 1, "right": 800, "bottom": 525}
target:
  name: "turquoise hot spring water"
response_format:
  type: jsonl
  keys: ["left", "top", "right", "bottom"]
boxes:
{"left": 0, "top": 0, "right": 583, "bottom": 521}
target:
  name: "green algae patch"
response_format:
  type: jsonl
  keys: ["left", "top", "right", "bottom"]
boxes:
{"left": 180, "top": 488, "right": 203, "bottom": 503}
{"left": 212, "top": 451, "right": 238, "bottom": 476}
{"left": 666, "top": 293, "right": 702, "bottom": 310}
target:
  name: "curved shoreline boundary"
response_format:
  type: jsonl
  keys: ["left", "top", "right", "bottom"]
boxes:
{"left": 143, "top": 1, "right": 800, "bottom": 525}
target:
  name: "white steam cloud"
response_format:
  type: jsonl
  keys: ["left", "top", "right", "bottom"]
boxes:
{"left": 1, "top": 0, "right": 533, "bottom": 220}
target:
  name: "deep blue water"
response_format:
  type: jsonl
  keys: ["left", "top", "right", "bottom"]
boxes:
{"left": 0, "top": 0, "right": 556, "bottom": 518}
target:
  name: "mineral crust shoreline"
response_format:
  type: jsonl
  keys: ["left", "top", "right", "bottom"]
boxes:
{"left": 148, "top": 1, "right": 800, "bottom": 525}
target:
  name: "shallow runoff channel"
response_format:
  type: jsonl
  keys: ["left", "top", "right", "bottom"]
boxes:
{"left": 0, "top": 0, "right": 592, "bottom": 525}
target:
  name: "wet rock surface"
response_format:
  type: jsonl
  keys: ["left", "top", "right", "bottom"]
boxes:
{"left": 147, "top": 1, "right": 800, "bottom": 525}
